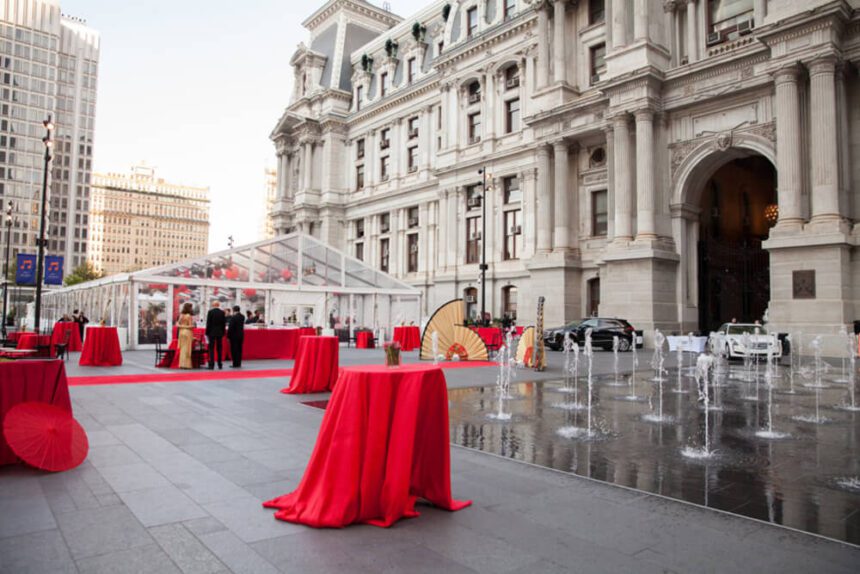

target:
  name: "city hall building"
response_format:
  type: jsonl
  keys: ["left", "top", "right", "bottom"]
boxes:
{"left": 269, "top": 0, "right": 860, "bottom": 342}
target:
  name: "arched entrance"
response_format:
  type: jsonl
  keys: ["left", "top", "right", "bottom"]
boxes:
{"left": 697, "top": 155, "right": 776, "bottom": 332}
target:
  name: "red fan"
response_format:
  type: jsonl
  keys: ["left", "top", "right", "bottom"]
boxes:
{"left": 3, "top": 403, "right": 89, "bottom": 472}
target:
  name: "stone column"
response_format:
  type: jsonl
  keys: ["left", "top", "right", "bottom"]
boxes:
{"left": 612, "top": 114, "right": 633, "bottom": 241}
{"left": 664, "top": 1, "right": 677, "bottom": 66}
{"left": 553, "top": 0, "right": 566, "bottom": 85}
{"left": 836, "top": 63, "right": 851, "bottom": 217}
{"left": 753, "top": 0, "right": 766, "bottom": 27}
{"left": 284, "top": 153, "right": 293, "bottom": 198}
{"left": 604, "top": 126, "right": 615, "bottom": 240}
{"left": 686, "top": 0, "right": 697, "bottom": 63}
{"left": 773, "top": 64, "right": 803, "bottom": 227}
{"left": 275, "top": 151, "right": 284, "bottom": 199}
{"left": 537, "top": 5, "right": 550, "bottom": 88}
{"left": 635, "top": 109, "right": 656, "bottom": 240}
{"left": 634, "top": 0, "right": 649, "bottom": 41}
{"left": 438, "top": 191, "right": 448, "bottom": 269}
{"left": 390, "top": 118, "right": 402, "bottom": 179}
{"left": 568, "top": 144, "right": 580, "bottom": 250}
{"left": 420, "top": 105, "right": 432, "bottom": 172}
{"left": 553, "top": 140, "right": 570, "bottom": 251}
{"left": 612, "top": 0, "right": 628, "bottom": 49}
{"left": 808, "top": 56, "right": 841, "bottom": 223}
{"left": 523, "top": 169, "right": 538, "bottom": 258}
{"left": 447, "top": 188, "right": 458, "bottom": 267}
{"left": 537, "top": 145, "right": 553, "bottom": 252}
{"left": 484, "top": 72, "right": 495, "bottom": 141}
{"left": 303, "top": 142, "right": 313, "bottom": 190}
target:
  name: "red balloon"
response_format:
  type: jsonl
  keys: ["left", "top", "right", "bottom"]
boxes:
{"left": 225, "top": 268, "right": 239, "bottom": 280}
{"left": 244, "top": 288, "right": 257, "bottom": 298}
{"left": 212, "top": 268, "right": 222, "bottom": 278}
{"left": 281, "top": 269, "right": 293, "bottom": 280}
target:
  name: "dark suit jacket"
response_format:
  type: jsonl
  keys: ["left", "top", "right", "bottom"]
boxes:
{"left": 206, "top": 308, "right": 227, "bottom": 338}
{"left": 227, "top": 313, "right": 245, "bottom": 341}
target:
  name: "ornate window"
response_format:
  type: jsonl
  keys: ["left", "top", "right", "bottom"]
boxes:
{"left": 466, "top": 216, "right": 481, "bottom": 264}
{"left": 592, "top": 190, "right": 608, "bottom": 236}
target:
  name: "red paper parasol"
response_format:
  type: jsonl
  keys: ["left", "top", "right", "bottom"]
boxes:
{"left": 2, "top": 403, "right": 89, "bottom": 472}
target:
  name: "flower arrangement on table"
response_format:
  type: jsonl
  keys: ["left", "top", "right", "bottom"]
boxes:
{"left": 384, "top": 341, "right": 401, "bottom": 367}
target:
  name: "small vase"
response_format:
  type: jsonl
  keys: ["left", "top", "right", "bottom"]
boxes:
{"left": 385, "top": 348, "right": 401, "bottom": 368}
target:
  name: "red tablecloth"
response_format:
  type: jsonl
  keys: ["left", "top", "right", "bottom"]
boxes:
{"left": 264, "top": 364, "right": 471, "bottom": 528}
{"left": 0, "top": 360, "right": 73, "bottom": 466}
{"left": 79, "top": 327, "right": 122, "bottom": 367}
{"left": 282, "top": 336, "right": 339, "bottom": 394}
{"left": 7, "top": 331, "right": 27, "bottom": 343}
{"left": 355, "top": 331, "right": 375, "bottom": 349}
{"left": 16, "top": 334, "right": 52, "bottom": 352}
{"left": 474, "top": 327, "right": 502, "bottom": 349}
{"left": 392, "top": 326, "right": 420, "bottom": 351}
{"left": 172, "top": 325, "right": 206, "bottom": 341}
{"left": 51, "top": 322, "right": 83, "bottom": 352}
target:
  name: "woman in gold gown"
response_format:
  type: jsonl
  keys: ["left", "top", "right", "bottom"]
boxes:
{"left": 177, "top": 302, "right": 195, "bottom": 369}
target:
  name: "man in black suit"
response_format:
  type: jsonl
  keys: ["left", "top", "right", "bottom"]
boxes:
{"left": 227, "top": 305, "right": 245, "bottom": 368}
{"left": 206, "top": 301, "right": 227, "bottom": 370}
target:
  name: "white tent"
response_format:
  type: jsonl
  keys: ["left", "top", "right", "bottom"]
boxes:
{"left": 42, "top": 233, "right": 422, "bottom": 349}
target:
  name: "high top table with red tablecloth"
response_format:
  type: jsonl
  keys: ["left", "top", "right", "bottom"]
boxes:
{"left": 7, "top": 331, "right": 27, "bottom": 344}
{"left": 281, "top": 336, "right": 339, "bottom": 394}
{"left": 0, "top": 360, "right": 73, "bottom": 466}
{"left": 51, "top": 322, "right": 83, "bottom": 352}
{"left": 392, "top": 326, "right": 421, "bottom": 351}
{"left": 79, "top": 327, "right": 123, "bottom": 367}
{"left": 355, "top": 331, "right": 375, "bottom": 349}
{"left": 16, "top": 334, "right": 53, "bottom": 353}
{"left": 472, "top": 327, "right": 503, "bottom": 350}
{"left": 264, "top": 363, "right": 471, "bottom": 528}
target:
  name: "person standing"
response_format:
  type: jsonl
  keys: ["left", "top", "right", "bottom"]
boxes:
{"left": 227, "top": 305, "right": 245, "bottom": 368}
{"left": 206, "top": 301, "right": 227, "bottom": 370}
{"left": 245, "top": 310, "right": 255, "bottom": 324}
{"left": 177, "top": 303, "right": 195, "bottom": 369}
{"left": 78, "top": 310, "right": 89, "bottom": 341}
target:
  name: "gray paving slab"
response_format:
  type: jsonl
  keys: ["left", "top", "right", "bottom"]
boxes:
{"left": 118, "top": 485, "right": 209, "bottom": 527}
{"left": 97, "top": 462, "right": 171, "bottom": 493}
{"left": 75, "top": 543, "right": 181, "bottom": 574}
{"left": 0, "top": 491, "right": 56, "bottom": 539}
{"left": 149, "top": 523, "right": 230, "bottom": 574}
{"left": 0, "top": 529, "right": 77, "bottom": 574}
{"left": 196, "top": 530, "right": 280, "bottom": 574}
{"left": 55, "top": 505, "right": 154, "bottom": 560}
{"left": 203, "top": 496, "right": 304, "bottom": 543}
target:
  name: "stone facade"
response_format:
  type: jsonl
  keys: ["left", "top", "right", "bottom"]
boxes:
{"left": 270, "top": 0, "right": 860, "bottom": 345}
{"left": 88, "top": 164, "right": 210, "bottom": 276}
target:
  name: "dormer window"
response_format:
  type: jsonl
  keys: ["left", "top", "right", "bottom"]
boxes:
{"left": 380, "top": 128, "right": 391, "bottom": 149}
{"left": 467, "top": 7, "right": 478, "bottom": 37}
{"left": 504, "top": 66, "right": 519, "bottom": 90}
{"left": 355, "top": 85, "right": 363, "bottom": 110}
{"left": 467, "top": 81, "right": 481, "bottom": 104}
{"left": 408, "top": 116, "right": 419, "bottom": 139}
{"left": 356, "top": 138, "right": 365, "bottom": 159}
{"left": 407, "top": 58, "right": 417, "bottom": 84}
{"left": 302, "top": 73, "right": 308, "bottom": 95}
{"left": 504, "top": 0, "right": 516, "bottom": 19}
{"left": 380, "top": 72, "right": 388, "bottom": 97}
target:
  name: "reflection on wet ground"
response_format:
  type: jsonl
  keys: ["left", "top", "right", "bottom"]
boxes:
{"left": 448, "top": 365, "right": 860, "bottom": 545}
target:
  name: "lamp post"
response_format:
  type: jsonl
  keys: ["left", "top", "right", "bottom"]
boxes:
{"left": 477, "top": 168, "right": 491, "bottom": 327}
{"left": 2, "top": 201, "right": 14, "bottom": 339}
{"left": 33, "top": 115, "right": 54, "bottom": 335}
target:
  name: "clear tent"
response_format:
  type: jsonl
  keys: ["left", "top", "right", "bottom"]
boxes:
{"left": 42, "top": 233, "right": 422, "bottom": 349}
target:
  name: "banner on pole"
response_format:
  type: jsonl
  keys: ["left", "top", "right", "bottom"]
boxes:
{"left": 45, "top": 256, "right": 64, "bottom": 285}
{"left": 16, "top": 254, "right": 36, "bottom": 285}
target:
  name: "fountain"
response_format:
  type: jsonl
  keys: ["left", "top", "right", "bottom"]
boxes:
{"left": 644, "top": 330, "right": 674, "bottom": 424}
{"left": 487, "top": 332, "right": 516, "bottom": 421}
{"left": 673, "top": 335, "right": 688, "bottom": 394}
{"left": 833, "top": 327, "right": 852, "bottom": 384}
{"left": 794, "top": 336, "right": 832, "bottom": 424}
{"left": 836, "top": 332, "right": 860, "bottom": 412}
{"left": 608, "top": 336, "right": 625, "bottom": 386}
{"left": 619, "top": 329, "right": 644, "bottom": 401}
{"left": 557, "top": 328, "right": 598, "bottom": 439}
{"left": 554, "top": 332, "right": 585, "bottom": 410}
{"left": 756, "top": 336, "right": 791, "bottom": 439}
{"left": 682, "top": 353, "right": 717, "bottom": 459}
{"left": 782, "top": 333, "right": 798, "bottom": 395}
{"left": 687, "top": 332, "right": 697, "bottom": 375}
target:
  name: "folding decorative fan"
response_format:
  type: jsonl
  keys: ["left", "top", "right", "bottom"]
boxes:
{"left": 515, "top": 326, "right": 545, "bottom": 369}
{"left": 420, "top": 299, "right": 489, "bottom": 362}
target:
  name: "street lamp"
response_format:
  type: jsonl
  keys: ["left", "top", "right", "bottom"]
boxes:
{"left": 2, "top": 201, "right": 15, "bottom": 339}
{"left": 477, "top": 168, "right": 492, "bottom": 327}
{"left": 33, "top": 115, "right": 54, "bottom": 335}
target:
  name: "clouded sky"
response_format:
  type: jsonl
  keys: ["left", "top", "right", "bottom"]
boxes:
{"left": 62, "top": 0, "right": 426, "bottom": 251}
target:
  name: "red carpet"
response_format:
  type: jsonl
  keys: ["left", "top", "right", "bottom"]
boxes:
{"left": 69, "top": 369, "right": 294, "bottom": 386}
{"left": 67, "top": 360, "right": 494, "bottom": 387}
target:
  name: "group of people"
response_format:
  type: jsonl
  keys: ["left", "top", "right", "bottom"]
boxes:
{"left": 57, "top": 309, "right": 89, "bottom": 340}
{"left": 175, "top": 301, "right": 247, "bottom": 370}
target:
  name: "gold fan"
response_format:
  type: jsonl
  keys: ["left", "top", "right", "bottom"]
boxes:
{"left": 516, "top": 327, "right": 545, "bottom": 369}
{"left": 420, "top": 299, "right": 489, "bottom": 361}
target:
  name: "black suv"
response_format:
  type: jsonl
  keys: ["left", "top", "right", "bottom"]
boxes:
{"left": 543, "top": 318, "right": 637, "bottom": 351}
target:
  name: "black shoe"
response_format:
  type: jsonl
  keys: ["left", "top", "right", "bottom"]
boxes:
{"left": 208, "top": 366, "right": 215, "bottom": 370}
{"left": 230, "top": 365, "right": 240, "bottom": 368}
{"left": 218, "top": 364, "right": 223, "bottom": 369}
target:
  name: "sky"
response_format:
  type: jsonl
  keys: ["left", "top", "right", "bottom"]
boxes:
{"left": 62, "top": 0, "right": 428, "bottom": 252}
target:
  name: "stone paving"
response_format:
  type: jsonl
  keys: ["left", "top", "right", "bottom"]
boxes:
{"left": 1, "top": 347, "right": 858, "bottom": 573}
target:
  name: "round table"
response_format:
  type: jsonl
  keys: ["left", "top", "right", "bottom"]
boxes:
{"left": 52, "top": 322, "right": 83, "bottom": 352}
{"left": 264, "top": 363, "right": 471, "bottom": 528}
{"left": 282, "top": 336, "right": 339, "bottom": 394}
{"left": 355, "top": 331, "right": 375, "bottom": 349}
{"left": 16, "top": 334, "right": 52, "bottom": 352}
{"left": 392, "top": 326, "right": 421, "bottom": 351}
{"left": 79, "top": 327, "right": 123, "bottom": 367}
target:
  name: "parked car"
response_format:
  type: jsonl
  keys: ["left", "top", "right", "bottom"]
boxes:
{"left": 543, "top": 317, "right": 638, "bottom": 351}
{"left": 717, "top": 323, "right": 782, "bottom": 359}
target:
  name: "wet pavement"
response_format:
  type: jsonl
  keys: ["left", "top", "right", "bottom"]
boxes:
{"left": 448, "top": 364, "right": 860, "bottom": 545}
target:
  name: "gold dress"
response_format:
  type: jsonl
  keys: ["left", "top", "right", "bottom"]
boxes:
{"left": 177, "top": 313, "right": 195, "bottom": 369}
